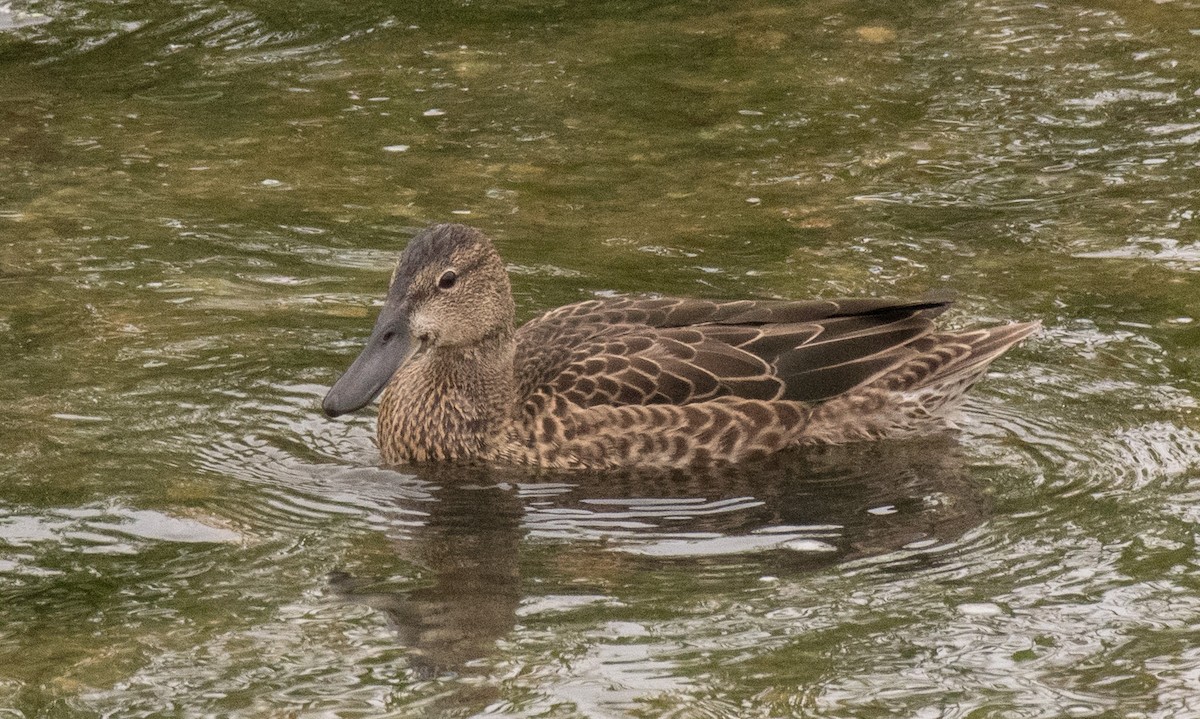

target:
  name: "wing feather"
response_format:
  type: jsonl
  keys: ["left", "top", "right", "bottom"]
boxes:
{"left": 514, "top": 295, "right": 958, "bottom": 410}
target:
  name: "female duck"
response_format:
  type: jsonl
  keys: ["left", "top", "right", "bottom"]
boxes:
{"left": 323, "top": 224, "right": 1037, "bottom": 469}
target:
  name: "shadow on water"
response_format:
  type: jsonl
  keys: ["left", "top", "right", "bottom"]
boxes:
{"left": 326, "top": 437, "right": 988, "bottom": 678}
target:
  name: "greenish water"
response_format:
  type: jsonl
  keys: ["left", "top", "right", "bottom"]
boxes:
{"left": 2, "top": 0, "right": 1199, "bottom": 716}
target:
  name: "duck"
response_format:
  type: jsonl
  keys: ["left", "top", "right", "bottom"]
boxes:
{"left": 322, "top": 224, "right": 1039, "bottom": 469}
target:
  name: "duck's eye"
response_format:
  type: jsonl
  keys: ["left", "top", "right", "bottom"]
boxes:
{"left": 437, "top": 270, "right": 458, "bottom": 291}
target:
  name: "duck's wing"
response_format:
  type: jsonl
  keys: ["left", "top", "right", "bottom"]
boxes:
{"left": 513, "top": 296, "right": 954, "bottom": 408}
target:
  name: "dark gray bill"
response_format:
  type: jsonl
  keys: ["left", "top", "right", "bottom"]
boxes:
{"left": 322, "top": 305, "right": 418, "bottom": 417}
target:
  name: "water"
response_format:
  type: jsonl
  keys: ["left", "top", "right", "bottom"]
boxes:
{"left": 2, "top": 0, "right": 1198, "bottom": 716}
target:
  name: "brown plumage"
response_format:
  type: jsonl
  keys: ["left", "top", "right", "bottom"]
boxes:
{"left": 322, "top": 224, "right": 1039, "bottom": 469}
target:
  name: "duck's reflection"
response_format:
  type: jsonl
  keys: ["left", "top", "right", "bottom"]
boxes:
{"left": 329, "top": 436, "right": 988, "bottom": 676}
{"left": 328, "top": 477, "right": 524, "bottom": 677}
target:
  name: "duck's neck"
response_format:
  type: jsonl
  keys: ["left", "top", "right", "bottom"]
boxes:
{"left": 376, "top": 331, "right": 516, "bottom": 464}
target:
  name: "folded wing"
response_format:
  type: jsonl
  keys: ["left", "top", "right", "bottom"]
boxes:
{"left": 513, "top": 295, "right": 957, "bottom": 408}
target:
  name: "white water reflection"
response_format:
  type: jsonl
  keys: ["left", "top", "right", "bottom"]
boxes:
{"left": 0, "top": 505, "right": 241, "bottom": 555}
{"left": 0, "top": 3, "right": 49, "bottom": 31}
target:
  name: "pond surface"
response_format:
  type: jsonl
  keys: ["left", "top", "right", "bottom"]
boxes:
{"left": 2, "top": 0, "right": 1199, "bottom": 716}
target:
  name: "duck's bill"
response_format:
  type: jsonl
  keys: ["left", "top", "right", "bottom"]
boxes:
{"left": 322, "top": 308, "right": 417, "bottom": 417}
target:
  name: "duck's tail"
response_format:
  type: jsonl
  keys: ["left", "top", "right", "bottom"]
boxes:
{"left": 898, "top": 320, "right": 1041, "bottom": 416}
{"left": 798, "top": 321, "right": 1040, "bottom": 444}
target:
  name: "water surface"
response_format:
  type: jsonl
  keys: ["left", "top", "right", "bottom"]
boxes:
{"left": 2, "top": 0, "right": 1199, "bottom": 716}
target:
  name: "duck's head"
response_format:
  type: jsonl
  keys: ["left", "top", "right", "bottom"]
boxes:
{"left": 322, "top": 223, "right": 515, "bottom": 417}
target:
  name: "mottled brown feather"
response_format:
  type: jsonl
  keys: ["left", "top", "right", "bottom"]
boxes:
{"left": 514, "top": 296, "right": 952, "bottom": 408}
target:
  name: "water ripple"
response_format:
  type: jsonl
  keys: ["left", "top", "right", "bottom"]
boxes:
{"left": 3, "top": 0, "right": 1200, "bottom": 715}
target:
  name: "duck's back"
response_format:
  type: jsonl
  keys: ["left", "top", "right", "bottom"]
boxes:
{"left": 513, "top": 295, "right": 958, "bottom": 408}
{"left": 499, "top": 296, "right": 1036, "bottom": 468}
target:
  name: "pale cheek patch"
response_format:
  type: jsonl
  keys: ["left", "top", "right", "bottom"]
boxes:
{"left": 408, "top": 310, "right": 438, "bottom": 342}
